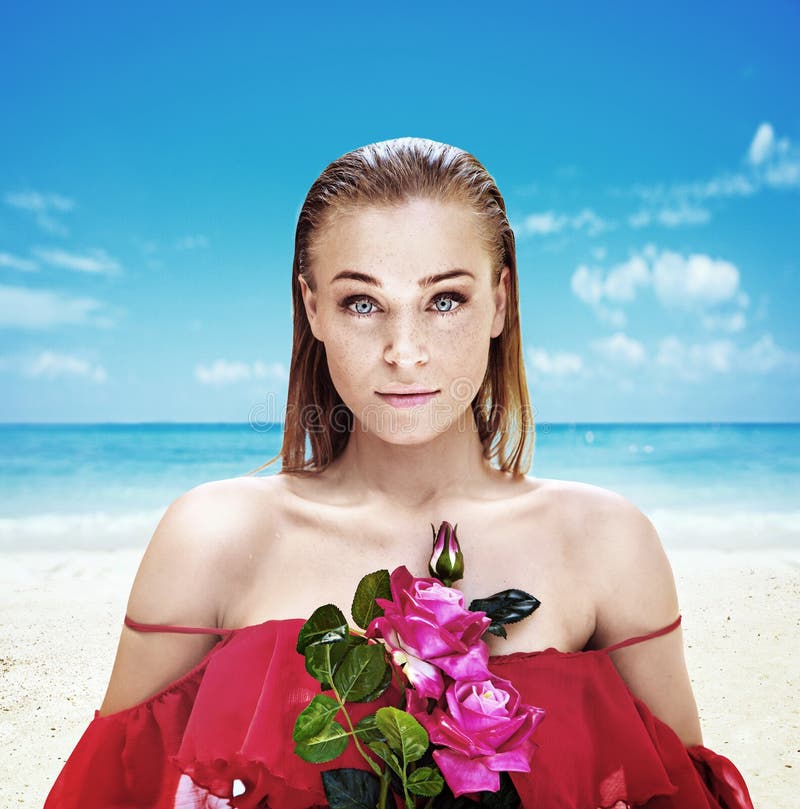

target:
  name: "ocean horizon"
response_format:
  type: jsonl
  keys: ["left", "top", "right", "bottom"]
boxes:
{"left": 2, "top": 422, "right": 798, "bottom": 552}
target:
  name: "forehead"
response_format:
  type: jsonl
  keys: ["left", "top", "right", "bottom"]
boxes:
{"left": 311, "top": 198, "right": 492, "bottom": 275}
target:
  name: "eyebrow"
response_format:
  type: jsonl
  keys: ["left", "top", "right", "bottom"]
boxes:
{"left": 330, "top": 268, "right": 476, "bottom": 288}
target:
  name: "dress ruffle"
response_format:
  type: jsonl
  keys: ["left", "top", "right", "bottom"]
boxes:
{"left": 45, "top": 619, "right": 754, "bottom": 809}
{"left": 491, "top": 649, "right": 753, "bottom": 809}
{"left": 169, "top": 620, "right": 400, "bottom": 808}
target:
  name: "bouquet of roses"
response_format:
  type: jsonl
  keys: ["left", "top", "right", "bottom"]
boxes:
{"left": 292, "top": 522, "right": 545, "bottom": 809}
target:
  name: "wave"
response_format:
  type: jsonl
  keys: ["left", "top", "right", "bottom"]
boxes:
{"left": 0, "top": 506, "right": 798, "bottom": 552}
{"left": 0, "top": 509, "right": 165, "bottom": 552}
{"left": 645, "top": 508, "right": 800, "bottom": 549}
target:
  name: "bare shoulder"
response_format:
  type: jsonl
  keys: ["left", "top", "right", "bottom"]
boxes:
{"left": 547, "top": 479, "right": 680, "bottom": 646}
{"left": 98, "top": 475, "right": 283, "bottom": 716}
{"left": 541, "top": 479, "right": 701, "bottom": 745}
{"left": 126, "top": 476, "right": 280, "bottom": 625}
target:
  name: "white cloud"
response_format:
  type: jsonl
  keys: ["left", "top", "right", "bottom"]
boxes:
{"left": 0, "top": 284, "right": 114, "bottom": 329}
{"left": 0, "top": 252, "right": 38, "bottom": 272}
{"left": 252, "top": 360, "right": 289, "bottom": 380}
{"left": 33, "top": 247, "right": 122, "bottom": 275}
{"left": 629, "top": 204, "right": 711, "bottom": 228}
{"left": 701, "top": 311, "right": 747, "bottom": 333}
{"left": 628, "top": 122, "right": 800, "bottom": 207}
{"left": 748, "top": 122, "right": 799, "bottom": 188}
{"left": 590, "top": 332, "right": 646, "bottom": 365}
{"left": 195, "top": 359, "right": 289, "bottom": 386}
{"left": 571, "top": 246, "right": 748, "bottom": 332}
{"left": 595, "top": 305, "right": 627, "bottom": 328}
{"left": 571, "top": 265, "right": 604, "bottom": 305}
{"left": 651, "top": 250, "right": 740, "bottom": 308}
{"left": 740, "top": 334, "right": 800, "bottom": 373}
{"left": 175, "top": 235, "right": 210, "bottom": 250}
{"left": 656, "top": 335, "right": 734, "bottom": 377}
{"left": 748, "top": 122, "right": 775, "bottom": 165}
{"left": 603, "top": 255, "right": 650, "bottom": 302}
{"left": 22, "top": 350, "right": 107, "bottom": 382}
{"left": 628, "top": 173, "right": 757, "bottom": 205}
{"left": 628, "top": 210, "right": 652, "bottom": 228}
{"left": 571, "top": 255, "right": 649, "bottom": 305}
{"left": 655, "top": 333, "right": 799, "bottom": 380}
{"left": 520, "top": 208, "right": 610, "bottom": 237}
{"left": 570, "top": 267, "right": 628, "bottom": 326}
{"left": 658, "top": 205, "right": 711, "bottom": 227}
{"left": 764, "top": 157, "right": 800, "bottom": 187}
{"left": 4, "top": 190, "right": 76, "bottom": 235}
{"left": 525, "top": 346, "right": 584, "bottom": 376}
{"left": 571, "top": 209, "right": 609, "bottom": 236}
{"left": 521, "top": 211, "right": 567, "bottom": 235}
{"left": 4, "top": 191, "right": 75, "bottom": 212}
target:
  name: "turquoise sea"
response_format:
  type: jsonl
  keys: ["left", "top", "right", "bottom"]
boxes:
{"left": 1, "top": 423, "right": 798, "bottom": 551}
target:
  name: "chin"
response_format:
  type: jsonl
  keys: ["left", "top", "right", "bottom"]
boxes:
{"left": 353, "top": 411, "right": 461, "bottom": 446}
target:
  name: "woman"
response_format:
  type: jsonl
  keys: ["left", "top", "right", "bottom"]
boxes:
{"left": 44, "top": 137, "right": 753, "bottom": 808}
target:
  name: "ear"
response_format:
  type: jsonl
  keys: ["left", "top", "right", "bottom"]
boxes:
{"left": 297, "top": 274, "right": 322, "bottom": 341}
{"left": 490, "top": 265, "right": 510, "bottom": 339}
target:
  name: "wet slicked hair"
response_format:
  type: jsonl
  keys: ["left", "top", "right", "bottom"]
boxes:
{"left": 247, "top": 137, "right": 534, "bottom": 478}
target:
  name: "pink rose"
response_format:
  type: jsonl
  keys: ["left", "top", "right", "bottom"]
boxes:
{"left": 365, "top": 566, "right": 492, "bottom": 699}
{"left": 407, "top": 675, "right": 546, "bottom": 797}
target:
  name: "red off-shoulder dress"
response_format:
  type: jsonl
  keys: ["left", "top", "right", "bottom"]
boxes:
{"left": 43, "top": 613, "right": 754, "bottom": 809}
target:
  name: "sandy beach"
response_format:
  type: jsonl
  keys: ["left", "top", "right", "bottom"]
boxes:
{"left": 1, "top": 545, "right": 798, "bottom": 808}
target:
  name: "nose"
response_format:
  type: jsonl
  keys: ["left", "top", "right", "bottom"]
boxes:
{"left": 383, "top": 314, "right": 429, "bottom": 368}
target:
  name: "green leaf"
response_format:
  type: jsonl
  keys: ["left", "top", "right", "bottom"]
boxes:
{"left": 294, "top": 719, "right": 350, "bottom": 763}
{"left": 296, "top": 604, "right": 349, "bottom": 654}
{"left": 304, "top": 641, "right": 341, "bottom": 689}
{"left": 375, "top": 706, "right": 429, "bottom": 763}
{"left": 292, "top": 694, "right": 340, "bottom": 742}
{"left": 351, "top": 569, "right": 391, "bottom": 629}
{"left": 353, "top": 713, "right": 386, "bottom": 744}
{"left": 332, "top": 643, "right": 388, "bottom": 702}
{"left": 367, "top": 740, "right": 403, "bottom": 777}
{"left": 357, "top": 657, "right": 393, "bottom": 703}
{"left": 321, "top": 767, "right": 393, "bottom": 809}
{"left": 407, "top": 766, "right": 444, "bottom": 797}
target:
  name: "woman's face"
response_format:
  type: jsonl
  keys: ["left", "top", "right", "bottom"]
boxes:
{"left": 299, "top": 197, "right": 509, "bottom": 445}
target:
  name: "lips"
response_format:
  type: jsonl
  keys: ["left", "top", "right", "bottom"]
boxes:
{"left": 377, "top": 388, "right": 438, "bottom": 395}
{"left": 377, "top": 390, "right": 439, "bottom": 408}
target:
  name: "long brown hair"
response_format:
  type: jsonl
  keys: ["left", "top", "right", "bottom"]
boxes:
{"left": 246, "top": 137, "right": 534, "bottom": 477}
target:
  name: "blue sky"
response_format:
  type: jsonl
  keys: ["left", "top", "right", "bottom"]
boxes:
{"left": 1, "top": 2, "right": 798, "bottom": 423}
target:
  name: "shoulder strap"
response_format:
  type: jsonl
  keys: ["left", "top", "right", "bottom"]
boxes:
{"left": 600, "top": 614, "right": 682, "bottom": 654}
{"left": 124, "top": 613, "right": 234, "bottom": 637}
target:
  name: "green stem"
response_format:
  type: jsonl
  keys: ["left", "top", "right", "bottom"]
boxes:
{"left": 378, "top": 764, "right": 392, "bottom": 809}
{"left": 402, "top": 757, "right": 413, "bottom": 809}
{"left": 325, "top": 645, "right": 382, "bottom": 777}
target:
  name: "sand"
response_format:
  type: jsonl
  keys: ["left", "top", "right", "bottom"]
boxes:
{"left": 1, "top": 546, "right": 798, "bottom": 808}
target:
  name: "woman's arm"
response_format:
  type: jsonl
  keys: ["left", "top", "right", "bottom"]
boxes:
{"left": 578, "top": 487, "right": 704, "bottom": 747}
{"left": 97, "top": 480, "right": 247, "bottom": 716}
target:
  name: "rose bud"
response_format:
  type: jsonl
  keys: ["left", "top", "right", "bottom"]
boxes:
{"left": 429, "top": 521, "right": 464, "bottom": 587}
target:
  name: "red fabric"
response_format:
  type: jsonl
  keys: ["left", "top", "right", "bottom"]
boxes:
{"left": 44, "top": 615, "right": 755, "bottom": 809}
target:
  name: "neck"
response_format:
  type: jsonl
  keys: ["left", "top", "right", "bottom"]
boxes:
{"left": 328, "top": 410, "right": 494, "bottom": 512}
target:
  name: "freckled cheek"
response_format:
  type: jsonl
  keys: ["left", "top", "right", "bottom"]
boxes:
{"left": 323, "top": 335, "right": 373, "bottom": 391}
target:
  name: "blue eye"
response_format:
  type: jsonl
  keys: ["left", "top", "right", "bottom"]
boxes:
{"left": 351, "top": 299, "right": 376, "bottom": 316}
{"left": 431, "top": 292, "right": 467, "bottom": 316}
{"left": 341, "top": 292, "right": 467, "bottom": 319}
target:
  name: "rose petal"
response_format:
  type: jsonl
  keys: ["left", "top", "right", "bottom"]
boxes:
{"left": 435, "top": 644, "right": 491, "bottom": 681}
{"left": 433, "top": 748, "right": 500, "bottom": 796}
